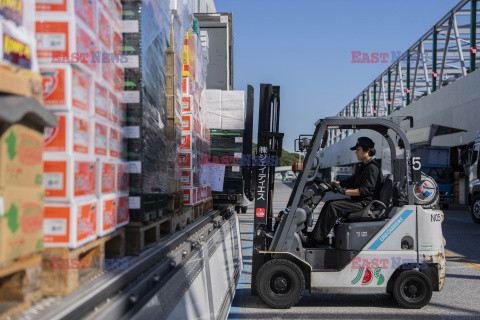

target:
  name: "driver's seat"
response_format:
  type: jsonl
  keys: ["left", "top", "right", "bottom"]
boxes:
{"left": 344, "top": 174, "right": 393, "bottom": 222}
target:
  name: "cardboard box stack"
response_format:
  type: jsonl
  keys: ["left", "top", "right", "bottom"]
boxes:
{"left": 121, "top": 0, "right": 171, "bottom": 222}
{"left": 36, "top": 0, "right": 128, "bottom": 248}
{"left": 0, "top": 125, "right": 45, "bottom": 264}
{"left": 205, "top": 90, "right": 246, "bottom": 195}
{"left": 179, "top": 24, "right": 212, "bottom": 209}
{"left": 0, "top": 1, "right": 46, "bottom": 264}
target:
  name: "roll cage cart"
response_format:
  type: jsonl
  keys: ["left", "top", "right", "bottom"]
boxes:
{"left": 251, "top": 86, "right": 446, "bottom": 309}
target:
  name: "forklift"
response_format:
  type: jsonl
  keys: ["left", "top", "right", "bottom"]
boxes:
{"left": 251, "top": 84, "right": 446, "bottom": 309}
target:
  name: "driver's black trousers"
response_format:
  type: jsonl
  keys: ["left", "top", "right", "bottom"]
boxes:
{"left": 310, "top": 199, "right": 365, "bottom": 242}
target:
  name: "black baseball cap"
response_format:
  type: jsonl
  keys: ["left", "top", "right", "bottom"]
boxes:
{"left": 350, "top": 137, "right": 375, "bottom": 150}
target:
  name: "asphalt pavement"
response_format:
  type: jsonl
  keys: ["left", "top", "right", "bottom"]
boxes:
{"left": 228, "top": 181, "right": 480, "bottom": 320}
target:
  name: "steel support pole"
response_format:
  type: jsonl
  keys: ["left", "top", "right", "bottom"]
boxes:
{"left": 362, "top": 92, "right": 365, "bottom": 117}
{"left": 433, "top": 29, "right": 438, "bottom": 92}
{"left": 388, "top": 70, "right": 391, "bottom": 114}
{"left": 471, "top": 0, "right": 477, "bottom": 72}
{"left": 407, "top": 54, "right": 411, "bottom": 105}
{"left": 373, "top": 83, "right": 377, "bottom": 117}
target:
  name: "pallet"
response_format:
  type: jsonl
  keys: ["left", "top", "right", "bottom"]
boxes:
{"left": 0, "top": 253, "right": 42, "bottom": 320}
{"left": 125, "top": 216, "right": 172, "bottom": 255}
{"left": 41, "top": 228, "right": 126, "bottom": 297}
{"left": 171, "top": 207, "right": 193, "bottom": 232}
{"left": 168, "top": 191, "right": 183, "bottom": 213}
{"left": 212, "top": 193, "right": 242, "bottom": 205}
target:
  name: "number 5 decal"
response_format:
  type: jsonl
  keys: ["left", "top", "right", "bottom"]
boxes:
{"left": 412, "top": 157, "right": 422, "bottom": 171}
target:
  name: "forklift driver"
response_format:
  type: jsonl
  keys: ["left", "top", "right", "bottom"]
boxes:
{"left": 306, "top": 137, "right": 383, "bottom": 245}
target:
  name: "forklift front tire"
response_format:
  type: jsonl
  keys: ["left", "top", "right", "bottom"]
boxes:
{"left": 392, "top": 270, "right": 433, "bottom": 309}
{"left": 256, "top": 259, "right": 305, "bottom": 309}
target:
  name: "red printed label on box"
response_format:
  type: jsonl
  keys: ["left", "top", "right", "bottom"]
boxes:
{"left": 72, "top": 68, "right": 89, "bottom": 112}
{"left": 77, "top": 202, "right": 96, "bottom": 241}
{"left": 98, "top": 9, "right": 111, "bottom": 49}
{"left": 109, "top": 128, "right": 119, "bottom": 157}
{"left": 113, "top": 64, "right": 124, "bottom": 92}
{"left": 108, "top": 92, "right": 118, "bottom": 124}
{"left": 101, "top": 163, "right": 116, "bottom": 193}
{"left": 36, "top": 21, "right": 69, "bottom": 59}
{"left": 182, "top": 96, "right": 191, "bottom": 113}
{"left": 44, "top": 115, "right": 66, "bottom": 152}
{"left": 101, "top": 198, "right": 116, "bottom": 231}
{"left": 75, "top": 0, "right": 94, "bottom": 30}
{"left": 36, "top": 0, "right": 67, "bottom": 12}
{"left": 42, "top": 68, "right": 65, "bottom": 105}
{"left": 182, "top": 115, "right": 192, "bottom": 131}
{"left": 181, "top": 170, "right": 192, "bottom": 187}
{"left": 44, "top": 160, "right": 68, "bottom": 198}
{"left": 76, "top": 25, "right": 96, "bottom": 71}
{"left": 44, "top": 206, "right": 70, "bottom": 243}
{"left": 181, "top": 134, "right": 191, "bottom": 150}
{"left": 94, "top": 122, "right": 108, "bottom": 155}
{"left": 117, "top": 163, "right": 129, "bottom": 192}
{"left": 74, "top": 161, "right": 96, "bottom": 197}
{"left": 73, "top": 116, "right": 89, "bottom": 153}
{"left": 117, "top": 196, "right": 129, "bottom": 226}
{"left": 178, "top": 153, "right": 191, "bottom": 168}
{"left": 95, "top": 82, "right": 108, "bottom": 118}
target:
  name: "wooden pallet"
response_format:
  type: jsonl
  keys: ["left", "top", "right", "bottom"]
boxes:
{"left": 41, "top": 228, "right": 126, "bottom": 297}
{"left": 0, "top": 253, "right": 42, "bottom": 320}
{"left": 168, "top": 191, "right": 183, "bottom": 213}
{"left": 171, "top": 207, "right": 193, "bottom": 231}
{"left": 125, "top": 216, "right": 172, "bottom": 255}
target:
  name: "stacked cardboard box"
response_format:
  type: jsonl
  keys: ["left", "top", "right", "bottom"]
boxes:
{"left": 205, "top": 90, "right": 246, "bottom": 195}
{"left": 0, "top": 1, "right": 47, "bottom": 264}
{"left": 179, "top": 26, "right": 212, "bottom": 208}
{"left": 121, "top": 0, "right": 171, "bottom": 221}
{"left": 0, "top": 125, "right": 45, "bottom": 263}
{"left": 37, "top": 0, "right": 128, "bottom": 248}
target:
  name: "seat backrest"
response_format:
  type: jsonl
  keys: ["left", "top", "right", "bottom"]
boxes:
{"left": 378, "top": 174, "right": 394, "bottom": 216}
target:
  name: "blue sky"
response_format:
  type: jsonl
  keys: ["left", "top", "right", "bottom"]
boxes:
{"left": 213, "top": 0, "right": 458, "bottom": 152}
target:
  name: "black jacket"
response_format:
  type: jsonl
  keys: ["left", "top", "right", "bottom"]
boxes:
{"left": 339, "top": 158, "right": 383, "bottom": 204}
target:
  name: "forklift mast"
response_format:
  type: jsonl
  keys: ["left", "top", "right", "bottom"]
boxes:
{"left": 251, "top": 84, "right": 284, "bottom": 295}
{"left": 242, "top": 85, "right": 255, "bottom": 200}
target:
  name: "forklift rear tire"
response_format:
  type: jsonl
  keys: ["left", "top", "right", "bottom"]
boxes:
{"left": 256, "top": 259, "right": 305, "bottom": 309}
{"left": 392, "top": 270, "right": 433, "bottom": 309}
{"left": 471, "top": 195, "right": 480, "bottom": 224}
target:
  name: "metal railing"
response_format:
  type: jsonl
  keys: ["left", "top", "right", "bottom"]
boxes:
{"left": 329, "top": 0, "right": 479, "bottom": 145}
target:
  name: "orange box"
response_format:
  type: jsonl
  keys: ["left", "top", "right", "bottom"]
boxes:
{"left": 36, "top": 0, "right": 95, "bottom": 32}
{"left": 43, "top": 199, "right": 97, "bottom": 248}
{"left": 98, "top": 195, "right": 116, "bottom": 236}
{"left": 35, "top": 20, "right": 97, "bottom": 73}
{"left": 180, "top": 170, "right": 199, "bottom": 187}
{"left": 43, "top": 156, "right": 96, "bottom": 201}
{"left": 98, "top": 160, "right": 116, "bottom": 194}
{"left": 178, "top": 152, "right": 192, "bottom": 169}
{"left": 93, "top": 120, "right": 108, "bottom": 156}
{"left": 116, "top": 194, "right": 129, "bottom": 227}
{"left": 183, "top": 187, "right": 197, "bottom": 205}
{"left": 44, "top": 112, "right": 90, "bottom": 155}
{"left": 41, "top": 65, "right": 91, "bottom": 113}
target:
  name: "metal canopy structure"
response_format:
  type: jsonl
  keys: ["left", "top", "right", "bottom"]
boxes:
{"left": 330, "top": 0, "right": 480, "bottom": 145}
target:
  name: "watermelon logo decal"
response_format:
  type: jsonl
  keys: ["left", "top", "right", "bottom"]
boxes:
{"left": 351, "top": 267, "right": 385, "bottom": 286}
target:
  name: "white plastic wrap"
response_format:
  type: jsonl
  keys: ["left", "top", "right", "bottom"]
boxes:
{"left": 221, "top": 90, "right": 245, "bottom": 130}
